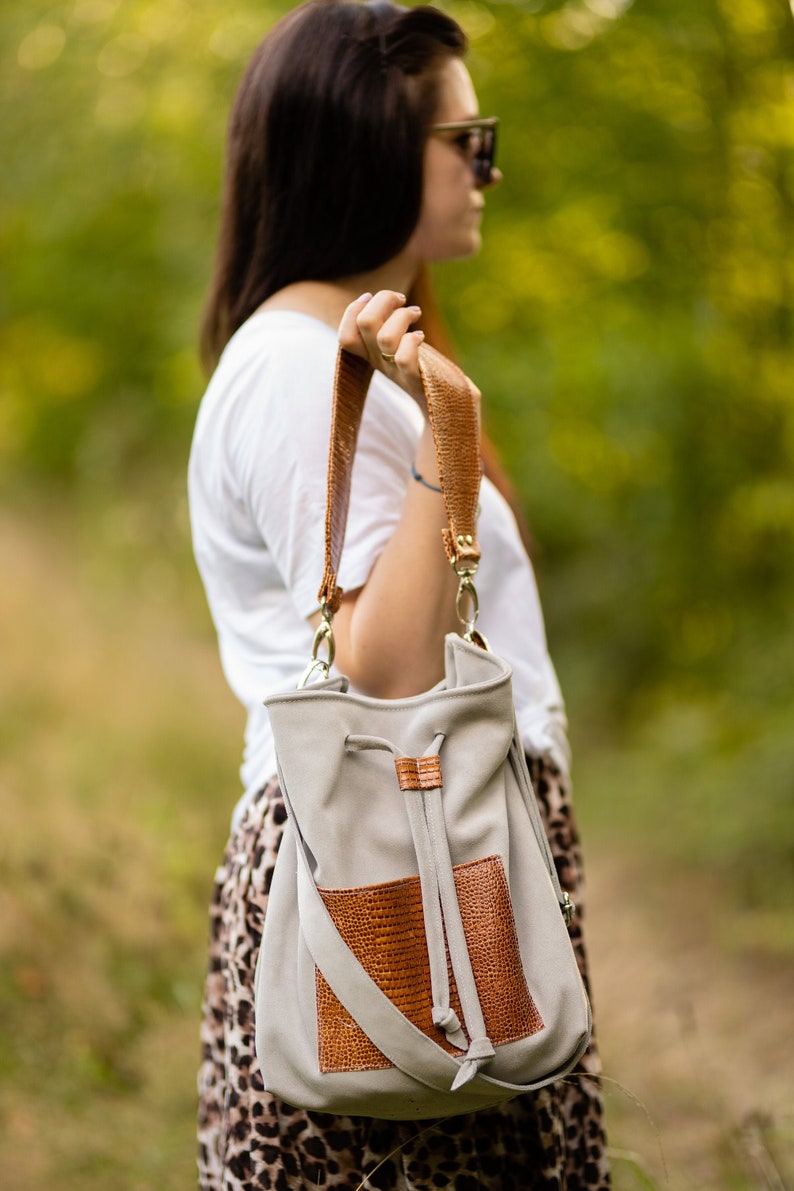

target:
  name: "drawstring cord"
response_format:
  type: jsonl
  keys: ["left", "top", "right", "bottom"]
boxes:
{"left": 345, "top": 733, "right": 495, "bottom": 1089}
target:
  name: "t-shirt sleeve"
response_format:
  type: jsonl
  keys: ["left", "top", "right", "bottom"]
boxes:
{"left": 230, "top": 326, "right": 423, "bottom": 620}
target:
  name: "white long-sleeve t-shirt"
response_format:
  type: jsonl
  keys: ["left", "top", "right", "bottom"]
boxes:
{"left": 188, "top": 311, "right": 570, "bottom": 825}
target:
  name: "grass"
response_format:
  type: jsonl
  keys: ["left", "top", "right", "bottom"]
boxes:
{"left": 0, "top": 487, "right": 791, "bottom": 1189}
{"left": 0, "top": 486, "right": 238, "bottom": 1189}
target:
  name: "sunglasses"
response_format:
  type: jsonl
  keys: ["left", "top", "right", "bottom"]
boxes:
{"left": 429, "top": 117, "right": 499, "bottom": 187}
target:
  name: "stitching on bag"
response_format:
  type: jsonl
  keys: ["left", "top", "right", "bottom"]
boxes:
{"left": 266, "top": 684, "right": 506, "bottom": 709}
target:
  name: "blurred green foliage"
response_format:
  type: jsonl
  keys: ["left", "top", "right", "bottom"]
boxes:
{"left": 3, "top": 5, "right": 794, "bottom": 1185}
{"left": 2, "top": 0, "right": 793, "bottom": 902}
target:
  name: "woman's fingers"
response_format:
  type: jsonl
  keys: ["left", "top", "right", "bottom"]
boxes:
{"left": 338, "top": 290, "right": 425, "bottom": 398}
{"left": 374, "top": 304, "right": 423, "bottom": 362}
{"left": 387, "top": 326, "right": 425, "bottom": 401}
{"left": 354, "top": 290, "right": 411, "bottom": 359}
{"left": 337, "top": 292, "right": 373, "bottom": 358}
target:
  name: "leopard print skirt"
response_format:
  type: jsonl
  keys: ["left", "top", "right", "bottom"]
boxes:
{"left": 198, "top": 757, "right": 610, "bottom": 1190}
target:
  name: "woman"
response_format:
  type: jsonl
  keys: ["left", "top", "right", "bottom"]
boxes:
{"left": 189, "top": 1, "right": 609, "bottom": 1187}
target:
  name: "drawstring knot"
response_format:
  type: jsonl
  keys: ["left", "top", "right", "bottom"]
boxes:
{"left": 432, "top": 1006, "right": 467, "bottom": 1050}
{"left": 451, "top": 1037, "right": 496, "bottom": 1091}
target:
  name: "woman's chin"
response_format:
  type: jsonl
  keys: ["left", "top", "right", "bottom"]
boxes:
{"left": 458, "top": 229, "right": 483, "bottom": 260}
{"left": 432, "top": 229, "right": 483, "bottom": 264}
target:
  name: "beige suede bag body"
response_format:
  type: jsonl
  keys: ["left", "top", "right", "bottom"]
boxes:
{"left": 254, "top": 346, "right": 591, "bottom": 1120}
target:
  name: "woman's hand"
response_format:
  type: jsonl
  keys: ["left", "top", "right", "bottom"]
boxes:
{"left": 338, "top": 291, "right": 425, "bottom": 401}
{"left": 308, "top": 291, "right": 461, "bottom": 698}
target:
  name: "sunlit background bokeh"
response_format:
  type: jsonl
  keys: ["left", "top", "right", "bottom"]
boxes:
{"left": 2, "top": 1, "right": 793, "bottom": 1187}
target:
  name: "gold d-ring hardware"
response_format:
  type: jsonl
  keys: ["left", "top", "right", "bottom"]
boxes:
{"left": 455, "top": 573, "right": 479, "bottom": 625}
{"left": 298, "top": 609, "right": 335, "bottom": 688}
{"left": 455, "top": 572, "right": 489, "bottom": 650}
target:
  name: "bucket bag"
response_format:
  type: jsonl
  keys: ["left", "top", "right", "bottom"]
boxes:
{"left": 254, "top": 344, "right": 592, "bottom": 1120}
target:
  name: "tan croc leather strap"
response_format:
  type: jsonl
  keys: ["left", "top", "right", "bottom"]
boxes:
{"left": 417, "top": 344, "right": 481, "bottom": 575}
{"left": 318, "top": 350, "right": 374, "bottom": 615}
{"left": 317, "top": 344, "right": 482, "bottom": 615}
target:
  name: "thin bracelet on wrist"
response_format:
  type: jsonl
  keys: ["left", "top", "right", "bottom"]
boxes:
{"left": 411, "top": 461, "right": 443, "bottom": 493}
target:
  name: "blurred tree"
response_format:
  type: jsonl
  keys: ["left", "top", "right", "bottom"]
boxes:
{"left": 438, "top": 0, "right": 794, "bottom": 716}
{"left": 2, "top": 0, "right": 793, "bottom": 893}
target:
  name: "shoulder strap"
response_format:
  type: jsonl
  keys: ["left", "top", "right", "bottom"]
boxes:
{"left": 419, "top": 345, "right": 482, "bottom": 577}
{"left": 318, "top": 345, "right": 482, "bottom": 615}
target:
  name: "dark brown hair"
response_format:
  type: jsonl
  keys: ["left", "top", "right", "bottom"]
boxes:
{"left": 201, "top": 0, "right": 466, "bottom": 368}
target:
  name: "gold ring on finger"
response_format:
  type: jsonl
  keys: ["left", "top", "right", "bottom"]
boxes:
{"left": 381, "top": 351, "right": 396, "bottom": 363}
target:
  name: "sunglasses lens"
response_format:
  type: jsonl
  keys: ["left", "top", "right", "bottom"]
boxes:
{"left": 435, "top": 120, "right": 498, "bottom": 186}
{"left": 474, "top": 128, "right": 496, "bottom": 186}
